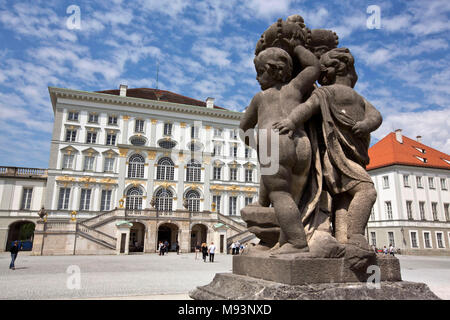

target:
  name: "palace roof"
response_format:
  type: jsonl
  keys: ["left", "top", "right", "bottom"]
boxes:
{"left": 97, "top": 88, "right": 226, "bottom": 110}
{"left": 367, "top": 132, "right": 450, "bottom": 171}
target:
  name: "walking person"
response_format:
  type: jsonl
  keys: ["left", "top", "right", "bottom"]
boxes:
{"left": 208, "top": 242, "right": 216, "bottom": 263}
{"left": 383, "top": 246, "right": 388, "bottom": 255}
{"left": 231, "top": 242, "right": 236, "bottom": 255}
{"left": 201, "top": 243, "right": 208, "bottom": 262}
{"left": 9, "top": 241, "right": 20, "bottom": 270}
{"left": 195, "top": 242, "right": 201, "bottom": 260}
{"left": 176, "top": 241, "right": 180, "bottom": 255}
{"left": 235, "top": 241, "right": 240, "bottom": 255}
{"left": 164, "top": 240, "right": 169, "bottom": 254}
{"left": 389, "top": 244, "right": 395, "bottom": 257}
{"left": 158, "top": 241, "right": 164, "bottom": 256}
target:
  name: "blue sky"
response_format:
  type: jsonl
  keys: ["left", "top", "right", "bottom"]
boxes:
{"left": 0, "top": 0, "right": 449, "bottom": 168}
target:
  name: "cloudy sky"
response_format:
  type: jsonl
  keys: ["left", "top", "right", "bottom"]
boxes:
{"left": 0, "top": 0, "right": 449, "bottom": 168}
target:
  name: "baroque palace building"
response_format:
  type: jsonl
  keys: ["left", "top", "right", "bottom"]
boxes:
{"left": 366, "top": 130, "right": 450, "bottom": 256}
{"left": 0, "top": 85, "right": 258, "bottom": 255}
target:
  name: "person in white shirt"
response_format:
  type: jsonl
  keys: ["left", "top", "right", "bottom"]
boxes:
{"left": 208, "top": 242, "right": 216, "bottom": 262}
{"left": 231, "top": 242, "right": 236, "bottom": 255}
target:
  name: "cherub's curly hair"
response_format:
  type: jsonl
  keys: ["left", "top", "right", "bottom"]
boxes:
{"left": 319, "top": 47, "right": 358, "bottom": 88}
{"left": 254, "top": 47, "right": 293, "bottom": 83}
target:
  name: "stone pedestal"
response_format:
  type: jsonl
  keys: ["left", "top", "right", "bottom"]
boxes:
{"left": 189, "top": 255, "right": 440, "bottom": 300}
{"left": 190, "top": 273, "right": 440, "bottom": 300}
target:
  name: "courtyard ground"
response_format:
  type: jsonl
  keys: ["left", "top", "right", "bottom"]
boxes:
{"left": 0, "top": 252, "right": 449, "bottom": 299}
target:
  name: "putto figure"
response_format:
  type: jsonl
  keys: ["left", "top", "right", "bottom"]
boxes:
{"left": 273, "top": 47, "right": 382, "bottom": 252}
{"left": 240, "top": 44, "right": 321, "bottom": 255}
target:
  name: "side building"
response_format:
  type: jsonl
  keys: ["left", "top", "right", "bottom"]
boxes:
{"left": 2, "top": 85, "right": 259, "bottom": 255}
{"left": 367, "top": 130, "right": 450, "bottom": 256}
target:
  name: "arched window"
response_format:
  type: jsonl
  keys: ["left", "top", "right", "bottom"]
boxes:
{"left": 126, "top": 187, "right": 143, "bottom": 210}
{"left": 156, "top": 157, "right": 174, "bottom": 180}
{"left": 155, "top": 188, "right": 173, "bottom": 212}
{"left": 186, "top": 159, "right": 201, "bottom": 182}
{"left": 128, "top": 154, "right": 145, "bottom": 178}
{"left": 186, "top": 190, "right": 200, "bottom": 212}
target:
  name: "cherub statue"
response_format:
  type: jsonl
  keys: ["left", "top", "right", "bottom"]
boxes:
{"left": 273, "top": 48, "right": 382, "bottom": 252}
{"left": 240, "top": 43, "right": 321, "bottom": 255}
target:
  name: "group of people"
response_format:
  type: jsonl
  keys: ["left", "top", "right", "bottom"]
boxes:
{"left": 230, "top": 241, "right": 245, "bottom": 255}
{"left": 158, "top": 240, "right": 180, "bottom": 255}
{"left": 372, "top": 244, "right": 396, "bottom": 256}
{"left": 194, "top": 242, "right": 216, "bottom": 262}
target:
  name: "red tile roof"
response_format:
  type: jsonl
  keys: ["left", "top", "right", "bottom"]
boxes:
{"left": 367, "top": 132, "right": 450, "bottom": 171}
{"left": 96, "top": 88, "right": 226, "bottom": 110}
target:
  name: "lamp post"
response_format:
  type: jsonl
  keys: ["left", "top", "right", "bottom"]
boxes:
{"left": 119, "top": 198, "right": 125, "bottom": 208}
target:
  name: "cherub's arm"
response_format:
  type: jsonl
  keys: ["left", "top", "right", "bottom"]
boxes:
{"left": 272, "top": 93, "right": 320, "bottom": 138}
{"left": 290, "top": 45, "right": 321, "bottom": 93}
{"left": 240, "top": 93, "right": 260, "bottom": 146}
{"left": 352, "top": 98, "right": 382, "bottom": 136}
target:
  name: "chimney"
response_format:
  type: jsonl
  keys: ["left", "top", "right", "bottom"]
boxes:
{"left": 416, "top": 135, "right": 422, "bottom": 143}
{"left": 206, "top": 97, "right": 215, "bottom": 109}
{"left": 395, "top": 129, "right": 403, "bottom": 143}
{"left": 119, "top": 84, "right": 128, "bottom": 97}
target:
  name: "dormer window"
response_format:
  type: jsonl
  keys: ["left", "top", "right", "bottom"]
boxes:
{"left": 415, "top": 156, "right": 427, "bottom": 163}
{"left": 414, "top": 147, "right": 426, "bottom": 154}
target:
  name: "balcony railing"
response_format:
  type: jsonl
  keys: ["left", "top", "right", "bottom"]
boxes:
{"left": 0, "top": 166, "right": 47, "bottom": 177}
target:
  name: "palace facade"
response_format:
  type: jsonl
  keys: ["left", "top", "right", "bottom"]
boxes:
{"left": 0, "top": 85, "right": 258, "bottom": 254}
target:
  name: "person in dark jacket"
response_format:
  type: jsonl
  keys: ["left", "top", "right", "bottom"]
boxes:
{"left": 201, "top": 243, "right": 208, "bottom": 262}
{"left": 9, "top": 241, "right": 20, "bottom": 270}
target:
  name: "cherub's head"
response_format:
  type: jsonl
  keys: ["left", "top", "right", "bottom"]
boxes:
{"left": 254, "top": 47, "right": 293, "bottom": 90}
{"left": 319, "top": 47, "right": 358, "bottom": 87}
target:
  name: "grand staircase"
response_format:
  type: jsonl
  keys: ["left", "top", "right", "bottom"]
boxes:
{"left": 76, "top": 210, "right": 117, "bottom": 250}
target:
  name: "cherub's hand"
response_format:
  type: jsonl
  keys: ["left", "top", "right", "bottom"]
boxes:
{"left": 272, "top": 119, "right": 295, "bottom": 139}
{"left": 352, "top": 121, "right": 369, "bottom": 137}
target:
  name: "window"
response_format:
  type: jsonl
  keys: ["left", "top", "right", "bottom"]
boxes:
{"left": 104, "top": 157, "right": 115, "bottom": 172}
{"left": 416, "top": 176, "right": 423, "bottom": 188}
{"left": 245, "top": 197, "right": 253, "bottom": 207}
{"left": 156, "top": 157, "right": 174, "bottom": 180}
{"left": 79, "top": 189, "right": 91, "bottom": 211}
{"left": 106, "top": 133, "right": 116, "bottom": 146}
{"left": 230, "top": 168, "right": 238, "bottom": 181}
{"left": 213, "top": 144, "right": 222, "bottom": 157}
{"left": 186, "top": 160, "right": 201, "bottom": 182}
{"left": 65, "top": 129, "right": 77, "bottom": 142}
{"left": 428, "top": 177, "right": 435, "bottom": 189}
{"left": 101, "top": 190, "right": 112, "bottom": 211}
{"left": 163, "top": 123, "right": 172, "bottom": 136}
{"left": 406, "top": 201, "right": 413, "bottom": 220}
{"left": 155, "top": 188, "right": 173, "bottom": 211}
{"left": 213, "top": 195, "right": 221, "bottom": 213}
{"left": 388, "top": 231, "right": 395, "bottom": 247}
{"left": 230, "top": 145, "right": 238, "bottom": 158}
{"left": 84, "top": 156, "right": 95, "bottom": 171}
{"left": 213, "top": 167, "right": 222, "bottom": 180}
{"left": 128, "top": 154, "right": 145, "bottom": 178}
{"left": 245, "top": 147, "right": 251, "bottom": 159}
{"left": 229, "top": 196, "right": 237, "bottom": 215}
{"left": 382, "top": 176, "right": 389, "bottom": 188}
{"left": 245, "top": 169, "right": 253, "bottom": 182}
{"left": 189, "top": 142, "right": 202, "bottom": 152}
{"left": 67, "top": 111, "right": 79, "bottom": 121}
{"left": 108, "top": 115, "right": 118, "bottom": 125}
{"left": 214, "top": 128, "right": 222, "bottom": 137}
{"left": 88, "top": 113, "right": 98, "bottom": 123}
{"left": 385, "top": 201, "right": 393, "bottom": 220}
{"left": 21, "top": 188, "right": 33, "bottom": 210}
{"left": 126, "top": 187, "right": 142, "bottom": 210}
{"left": 58, "top": 188, "right": 71, "bottom": 210}
{"left": 86, "top": 132, "right": 97, "bottom": 144}
{"left": 186, "top": 190, "right": 200, "bottom": 212}
{"left": 62, "top": 154, "right": 74, "bottom": 169}
{"left": 432, "top": 202, "right": 438, "bottom": 221}
{"left": 419, "top": 201, "right": 426, "bottom": 220}
{"left": 436, "top": 233, "right": 444, "bottom": 248}
{"left": 130, "top": 136, "right": 146, "bottom": 146}
{"left": 191, "top": 126, "right": 199, "bottom": 139}
{"left": 230, "top": 129, "right": 238, "bottom": 139}
{"left": 158, "top": 140, "right": 176, "bottom": 149}
{"left": 370, "top": 207, "right": 375, "bottom": 220}
{"left": 403, "top": 175, "right": 410, "bottom": 187}
{"left": 370, "top": 232, "right": 376, "bottom": 247}
{"left": 445, "top": 203, "right": 449, "bottom": 221}
{"left": 410, "top": 232, "right": 418, "bottom": 248}
{"left": 441, "top": 178, "right": 448, "bottom": 190}
{"left": 424, "top": 232, "right": 432, "bottom": 248}
{"left": 135, "top": 119, "right": 144, "bottom": 133}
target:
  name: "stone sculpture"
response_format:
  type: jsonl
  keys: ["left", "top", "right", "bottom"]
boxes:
{"left": 190, "top": 14, "right": 439, "bottom": 300}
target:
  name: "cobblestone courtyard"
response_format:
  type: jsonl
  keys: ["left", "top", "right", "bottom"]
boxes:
{"left": 0, "top": 252, "right": 449, "bottom": 299}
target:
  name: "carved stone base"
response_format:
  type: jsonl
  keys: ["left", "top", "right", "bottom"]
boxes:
{"left": 189, "top": 273, "right": 440, "bottom": 300}
{"left": 232, "top": 255, "right": 401, "bottom": 285}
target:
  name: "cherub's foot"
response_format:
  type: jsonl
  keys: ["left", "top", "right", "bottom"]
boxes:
{"left": 269, "top": 243, "right": 309, "bottom": 257}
